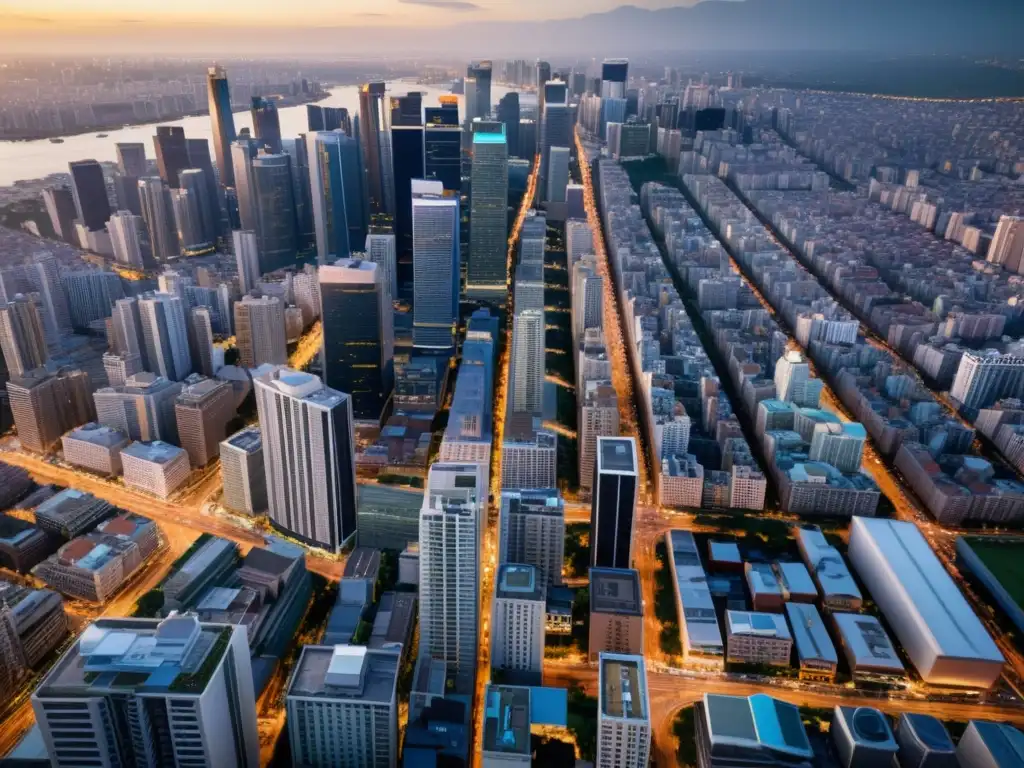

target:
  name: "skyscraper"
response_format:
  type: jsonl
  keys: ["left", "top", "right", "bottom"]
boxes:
{"left": 186, "top": 138, "right": 221, "bottom": 234}
{"left": 491, "top": 564, "right": 545, "bottom": 677}
{"left": 307, "top": 131, "right": 367, "bottom": 264}
{"left": 7, "top": 368, "right": 93, "bottom": 453}
{"left": 153, "top": 126, "right": 190, "bottom": 189}
{"left": 510, "top": 309, "right": 545, "bottom": 416}
{"left": 187, "top": 306, "right": 217, "bottom": 377}
{"left": 220, "top": 426, "right": 267, "bottom": 515}
{"left": 137, "top": 177, "right": 178, "bottom": 261}
{"left": 32, "top": 616, "right": 259, "bottom": 768}
{"left": 170, "top": 188, "right": 213, "bottom": 257}
{"left": 391, "top": 92, "right": 425, "bottom": 295}
{"left": 596, "top": 652, "right": 650, "bottom": 768}
{"left": 231, "top": 139, "right": 260, "bottom": 235}
{"left": 110, "top": 297, "right": 148, "bottom": 369}
{"left": 540, "top": 88, "right": 571, "bottom": 204}
{"left": 467, "top": 61, "right": 493, "bottom": 120}
{"left": 498, "top": 92, "right": 520, "bottom": 159}
{"left": 591, "top": 437, "right": 639, "bottom": 570}
{"left": 116, "top": 142, "right": 147, "bottom": 177}
{"left": 774, "top": 350, "right": 822, "bottom": 408}
{"left": 307, "top": 105, "right": 351, "bottom": 135}
{"left": 467, "top": 131, "right": 509, "bottom": 302}
{"left": 234, "top": 230, "right": 260, "bottom": 294}
{"left": 359, "top": 82, "right": 396, "bottom": 216}
{"left": 281, "top": 136, "right": 315, "bottom": 249}
{"left": 412, "top": 180, "right": 459, "bottom": 352}
{"left": 61, "top": 270, "right": 124, "bottom": 329}
{"left": 41, "top": 187, "right": 78, "bottom": 243}
{"left": 0, "top": 295, "right": 49, "bottom": 377}
{"left": 30, "top": 253, "right": 73, "bottom": 342}
{"left": 68, "top": 160, "right": 111, "bottom": 232}
{"left": 419, "top": 462, "right": 484, "bottom": 687}
{"left": 179, "top": 167, "right": 217, "bottom": 245}
{"left": 175, "top": 377, "right": 235, "bottom": 466}
{"left": 255, "top": 367, "right": 357, "bottom": 552}
{"left": 252, "top": 153, "right": 299, "bottom": 273}
{"left": 499, "top": 489, "right": 565, "bottom": 588}
{"left": 319, "top": 259, "right": 394, "bottom": 423}
{"left": 250, "top": 96, "right": 282, "bottom": 153}
{"left": 138, "top": 292, "right": 191, "bottom": 381}
{"left": 424, "top": 103, "right": 462, "bottom": 194}
{"left": 234, "top": 294, "right": 287, "bottom": 368}
{"left": 365, "top": 233, "right": 398, "bottom": 301}
{"left": 536, "top": 60, "right": 551, "bottom": 152}
{"left": 207, "top": 65, "right": 237, "bottom": 188}
{"left": 546, "top": 146, "right": 570, "bottom": 203}
{"left": 106, "top": 210, "right": 146, "bottom": 268}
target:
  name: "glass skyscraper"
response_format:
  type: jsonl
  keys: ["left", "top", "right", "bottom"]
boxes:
{"left": 307, "top": 131, "right": 367, "bottom": 264}
{"left": 412, "top": 180, "right": 459, "bottom": 352}
{"left": 68, "top": 160, "right": 111, "bottom": 232}
{"left": 207, "top": 66, "right": 237, "bottom": 187}
{"left": 252, "top": 153, "right": 299, "bottom": 273}
{"left": 498, "top": 93, "right": 520, "bottom": 159}
{"left": 424, "top": 105, "right": 462, "bottom": 194}
{"left": 251, "top": 96, "right": 282, "bottom": 154}
{"left": 153, "top": 126, "right": 190, "bottom": 189}
{"left": 391, "top": 92, "right": 425, "bottom": 300}
{"left": 358, "top": 82, "right": 395, "bottom": 217}
{"left": 467, "top": 131, "right": 509, "bottom": 302}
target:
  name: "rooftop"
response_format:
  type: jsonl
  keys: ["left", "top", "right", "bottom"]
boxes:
{"left": 831, "top": 613, "right": 905, "bottom": 673}
{"left": 775, "top": 561, "right": 817, "bottom": 597}
{"left": 726, "top": 611, "right": 791, "bottom": 640}
{"left": 600, "top": 653, "right": 648, "bottom": 721}
{"left": 65, "top": 423, "right": 128, "bottom": 448}
{"left": 121, "top": 441, "right": 186, "bottom": 465}
{"left": 784, "top": 603, "right": 838, "bottom": 666}
{"left": 482, "top": 685, "right": 530, "bottom": 756}
{"left": 496, "top": 564, "right": 544, "bottom": 602}
{"left": 288, "top": 644, "right": 398, "bottom": 703}
{"left": 703, "top": 693, "right": 812, "bottom": 759}
{"left": 667, "top": 530, "right": 724, "bottom": 656}
{"left": 343, "top": 547, "right": 381, "bottom": 581}
{"left": 224, "top": 427, "right": 262, "bottom": 453}
{"left": 598, "top": 437, "right": 637, "bottom": 474}
{"left": 746, "top": 562, "right": 782, "bottom": 596}
{"left": 590, "top": 567, "right": 642, "bottom": 616}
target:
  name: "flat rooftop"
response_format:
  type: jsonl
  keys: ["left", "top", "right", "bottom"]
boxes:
{"left": 598, "top": 438, "right": 637, "bottom": 474}
{"left": 121, "top": 440, "right": 186, "bottom": 465}
{"left": 703, "top": 693, "right": 812, "bottom": 758}
{"left": 600, "top": 654, "right": 647, "bottom": 721}
{"left": 483, "top": 685, "right": 530, "bottom": 756}
{"left": 784, "top": 603, "right": 837, "bottom": 666}
{"left": 832, "top": 613, "right": 905, "bottom": 673}
{"left": 726, "top": 611, "right": 791, "bottom": 640}
{"left": 224, "top": 427, "right": 262, "bottom": 453}
{"left": 590, "top": 567, "right": 642, "bottom": 616}
{"left": 667, "top": 530, "right": 724, "bottom": 655}
{"left": 65, "top": 423, "right": 128, "bottom": 448}
{"left": 288, "top": 645, "right": 398, "bottom": 703}
{"left": 497, "top": 564, "right": 544, "bottom": 602}
{"left": 343, "top": 547, "right": 381, "bottom": 580}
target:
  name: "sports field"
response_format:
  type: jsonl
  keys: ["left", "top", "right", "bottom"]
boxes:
{"left": 965, "top": 537, "right": 1024, "bottom": 609}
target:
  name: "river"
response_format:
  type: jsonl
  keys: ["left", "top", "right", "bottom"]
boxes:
{"left": 0, "top": 80, "right": 533, "bottom": 188}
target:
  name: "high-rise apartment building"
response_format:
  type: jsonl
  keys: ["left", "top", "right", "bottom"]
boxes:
{"left": 591, "top": 437, "right": 639, "bottom": 569}
{"left": 207, "top": 66, "right": 237, "bottom": 187}
{"left": 498, "top": 489, "right": 565, "bottom": 588}
{"left": 597, "top": 652, "right": 651, "bottom": 768}
{"left": 412, "top": 180, "right": 460, "bottom": 352}
{"left": 7, "top": 368, "right": 93, "bottom": 453}
{"left": 250, "top": 96, "right": 282, "bottom": 154}
{"left": 286, "top": 644, "right": 399, "bottom": 768}
{"left": 174, "top": 377, "right": 235, "bottom": 467}
{"left": 255, "top": 368, "right": 357, "bottom": 552}
{"left": 808, "top": 422, "right": 867, "bottom": 474}
{"left": 68, "top": 160, "right": 111, "bottom": 232}
{"left": 359, "top": 82, "right": 396, "bottom": 216}
{"left": 950, "top": 352, "right": 1024, "bottom": 410}
{"left": 468, "top": 131, "right": 509, "bottom": 302}
{"left": 986, "top": 215, "right": 1024, "bottom": 274}
{"left": 501, "top": 419, "right": 557, "bottom": 490}
{"left": 106, "top": 210, "right": 146, "bottom": 267}
{"left": 138, "top": 292, "right": 192, "bottom": 381}
{"left": 188, "top": 306, "right": 216, "bottom": 376}
{"left": 61, "top": 270, "right": 124, "bottom": 329}
{"left": 491, "top": 564, "right": 545, "bottom": 678}
{"left": 234, "top": 294, "right": 287, "bottom": 368}
{"left": 320, "top": 259, "right": 394, "bottom": 422}
{"left": 419, "top": 462, "right": 484, "bottom": 688}
{"left": 32, "top": 615, "right": 259, "bottom": 768}
{"left": 153, "top": 126, "right": 190, "bottom": 189}
{"left": 0, "top": 295, "right": 49, "bottom": 377}
{"left": 137, "top": 176, "right": 178, "bottom": 261}
{"left": 424, "top": 104, "right": 462, "bottom": 194}
{"left": 572, "top": 260, "right": 603, "bottom": 342}
{"left": 774, "top": 351, "right": 822, "bottom": 408}
{"left": 220, "top": 427, "right": 267, "bottom": 515}
{"left": 510, "top": 309, "right": 545, "bottom": 416}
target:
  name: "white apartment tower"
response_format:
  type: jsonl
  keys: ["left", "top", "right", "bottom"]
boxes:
{"left": 597, "top": 652, "right": 651, "bottom": 768}
{"left": 491, "top": 564, "right": 546, "bottom": 677}
{"left": 498, "top": 489, "right": 565, "bottom": 588}
{"left": 774, "top": 351, "right": 822, "bottom": 408}
{"left": 510, "top": 309, "right": 545, "bottom": 416}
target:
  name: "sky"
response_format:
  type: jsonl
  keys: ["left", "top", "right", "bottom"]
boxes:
{"left": 0, "top": 0, "right": 702, "bottom": 28}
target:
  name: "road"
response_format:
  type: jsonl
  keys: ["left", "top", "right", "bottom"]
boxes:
{"left": 288, "top": 320, "right": 323, "bottom": 372}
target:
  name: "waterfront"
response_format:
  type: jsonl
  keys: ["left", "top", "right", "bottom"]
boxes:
{"left": 0, "top": 80, "right": 531, "bottom": 188}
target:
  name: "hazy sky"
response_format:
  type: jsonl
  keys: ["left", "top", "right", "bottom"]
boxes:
{"left": 1, "top": 0, "right": 701, "bottom": 27}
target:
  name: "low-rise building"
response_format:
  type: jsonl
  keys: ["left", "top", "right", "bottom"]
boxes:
{"left": 793, "top": 524, "right": 863, "bottom": 611}
{"left": 0, "top": 580, "right": 68, "bottom": 668}
{"left": 784, "top": 602, "right": 837, "bottom": 682}
{"left": 745, "top": 562, "right": 784, "bottom": 612}
{"left": 694, "top": 693, "right": 814, "bottom": 768}
{"left": 482, "top": 685, "right": 533, "bottom": 767}
{"left": 162, "top": 536, "right": 240, "bottom": 611}
{"left": 220, "top": 427, "right": 267, "bottom": 515}
{"left": 60, "top": 423, "right": 129, "bottom": 476}
{"left": 774, "top": 561, "right": 817, "bottom": 603}
{"left": 120, "top": 440, "right": 190, "bottom": 498}
{"left": 0, "top": 516, "right": 56, "bottom": 573}
{"left": 725, "top": 610, "right": 792, "bottom": 667}
{"left": 546, "top": 585, "right": 574, "bottom": 637}
{"left": 831, "top": 612, "right": 906, "bottom": 686}
{"left": 589, "top": 567, "right": 644, "bottom": 662}
{"left": 832, "top": 705, "right": 899, "bottom": 768}
{"left": 33, "top": 527, "right": 154, "bottom": 603}
{"left": 894, "top": 713, "right": 958, "bottom": 768}
{"left": 666, "top": 530, "right": 724, "bottom": 668}
{"left": 34, "top": 489, "right": 114, "bottom": 540}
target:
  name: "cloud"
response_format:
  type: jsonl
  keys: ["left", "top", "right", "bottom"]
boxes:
{"left": 397, "top": 0, "right": 480, "bottom": 9}
{"left": 3, "top": 13, "right": 55, "bottom": 24}
{"left": 355, "top": 12, "right": 389, "bottom": 16}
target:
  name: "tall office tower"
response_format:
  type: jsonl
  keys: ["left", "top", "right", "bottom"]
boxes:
{"left": 138, "top": 292, "right": 191, "bottom": 381}
{"left": 178, "top": 168, "right": 217, "bottom": 245}
{"left": 307, "top": 105, "right": 351, "bottom": 135}
{"left": 774, "top": 350, "right": 822, "bottom": 408}
{"left": 519, "top": 215, "right": 547, "bottom": 262}
{"left": 42, "top": 186, "right": 78, "bottom": 243}
{"left": 412, "top": 180, "right": 459, "bottom": 352}
{"left": 596, "top": 652, "right": 651, "bottom": 768}
{"left": 186, "top": 138, "right": 222, "bottom": 229}
{"left": 7, "top": 368, "right": 93, "bottom": 453}
{"left": 566, "top": 219, "right": 593, "bottom": 262}
{"left": 286, "top": 644, "right": 399, "bottom": 768}
{"left": 174, "top": 377, "right": 234, "bottom": 466}
{"left": 110, "top": 297, "right": 148, "bottom": 368}
{"left": 220, "top": 426, "right": 267, "bottom": 514}
{"left": 207, "top": 65, "right": 237, "bottom": 188}
{"left": 281, "top": 137, "right": 315, "bottom": 249}
{"left": 579, "top": 381, "right": 619, "bottom": 494}
{"left": 951, "top": 352, "right": 1024, "bottom": 409}
{"left": 419, "top": 462, "right": 484, "bottom": 686}
{"left": 499, "top": 489, "right": 565, "bottom": 588}
{"left": 987, "top": 215, "right": 1024, "bottom": 274}
{"left": 511, "top": 309, "right": 545, "bottom": 416}
{"left": 601, "top": 58, "right": 629, "bottom": 98}
{"left": 497, "top": 92, "right": 520, "bottom": 158}
{"left": 103, "top": 352, "right": 143, "bottom": 387}
{"left": 67, "top": 160, "right": 111, "bottom": 232}
{"left": 463, "top": 78, "right": 478, "bottom": 145}
{"left": 255, "top": 367, "right": 357, "bottom": 551}
{"left": 116, "top": 142, "right": 147, "bottom": 177}
{"left": 29, "top": 253, "right": 72, "bottom": 343}
{"left": 365, "top": 233, "right": 398, "bottom": 301}
{"left": 546, "top": 146, "right": 570, "bottom": 203}
{"left": 467, "top": 131, "right": 509, "bottom": 302}
{"left": 234, "top": 230, "right": 261, "bottom": 294}
{"left": 359, "top": 82, "right": 396, "bottom": 216}
{"left": 307, "top": 131, "right": 366, "bottom": 264}
{"left": 424, "top": 103, "right": 462, "bottom": 194}
{"left": 170, "top": 188, "right": 213, "bottom": 256}
{"left": 106, "top": 210, "right": 146, "bottom": 268}
{"left": 0, "top": 296, "right": 49, "bottom": 377}
{"left": 157, "top": 269, "right": 191, "bottom": 299}
{"left": 234, "top": 294, "right": 287, "bottom": 368}
{"left": 32, "top": 616, "right": 259, "bottom": 768}
{"left": 231, "top": 139, "right": 260, "bottom": 235}
{"left": 572, "top": 262, "right": 603, "bottom": 342}
{"left": 111, "top": 170, "right": 143, "bottom": 218}
{"left": 540, "top": 90, "right": 571, "bottom": 202}
{"left": 536, "top": 60, "right": 551, "bottom": 151}
{"left": 61, "top": 270, "right": 124, "bottom": 329}
{"left": 514, "top": 263, "right": 545, "bottom": 313}
{"left": 391, "top": 92, "right": 425, "bottom": 294}
{"left": 591, "top": 437, "right": 639, "bottom": 569}
{"left": 319, "top": 259, "right": 394, "bottom": 422}
{"left": 251, "top": 153, "right": 299, "bottom": 273}
{"left": 188, "top": 306, "right": 217, "bottom": 376}
{"left": 138, "top": 177, "right": 179, "bottom": 261}
{"left": 153, "top": 126, "right": 190, "bottom": 189}
{"left": 94, "top": 371, "right": 183, "bottom": 443}
{"left": 467, "top": 61, "right": 493, "bottom": 119}
{"left": 250, "top": 96, "right": 282, "bottom": 154}
{"left": 491, "top": 563, "right": 545, "bottom": 677}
